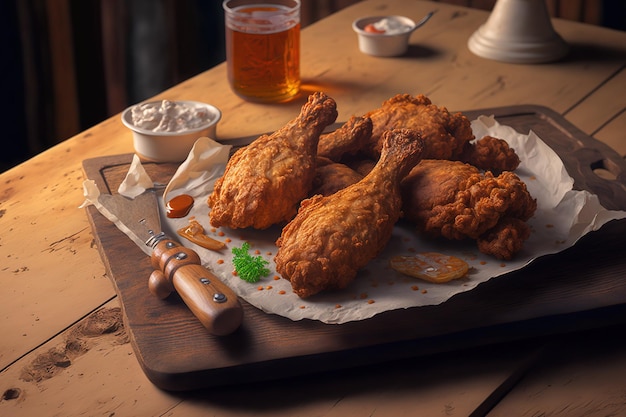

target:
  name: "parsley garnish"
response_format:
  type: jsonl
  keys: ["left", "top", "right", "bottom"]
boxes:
{"left": 232, "top": 242, "right": 270, "bottom": 283}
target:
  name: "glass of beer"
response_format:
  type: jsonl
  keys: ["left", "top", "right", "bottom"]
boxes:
{"left": 223, "top": 0, "right": 301, "bottom": 103}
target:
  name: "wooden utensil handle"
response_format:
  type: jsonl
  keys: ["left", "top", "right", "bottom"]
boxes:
{"left": 151, "top": 239, "right": 243, "bottom": 336}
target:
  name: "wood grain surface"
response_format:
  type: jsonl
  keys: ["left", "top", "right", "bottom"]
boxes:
{"left": 2, "top": 1, "right": 625, "bottom": 415}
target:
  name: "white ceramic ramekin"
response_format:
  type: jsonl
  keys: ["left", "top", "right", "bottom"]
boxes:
{"left": 121, "top": 100, "right": 222, "bottom": 162}
{"left": 352, "top": 15, "right": 416, "bottom": 57}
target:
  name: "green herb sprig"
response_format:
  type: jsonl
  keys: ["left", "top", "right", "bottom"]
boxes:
{"left": 232, "top": 242, "right": 270, "bottom": 283}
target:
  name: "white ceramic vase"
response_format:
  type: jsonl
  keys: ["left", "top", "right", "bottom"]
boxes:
{"left": 468, "top": 0, "right": 569, "bottom": 64}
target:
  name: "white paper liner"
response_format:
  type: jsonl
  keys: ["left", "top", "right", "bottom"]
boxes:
{"left": 117, "top": 154, "right": 154, "bottom": 198}
{"left": 83, "top": 118, "right": 626, "bottom": 324}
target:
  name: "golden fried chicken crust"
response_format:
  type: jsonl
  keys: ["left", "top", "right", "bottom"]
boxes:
{"left": 477, "top": 218, "right": 531, "bottom": 260}
{"left": 314, "top": 94, "right": 520, "bottom": 173}
{"left": 401, "top": 159, "right": 536, "bottom": 259}
{"left": 275, "top": 129, "right": 425, "bottom": 298}
{"left": 364, "top": 94, "right": 474, "bottom": 161}
{"left": 461, "top": 135, "right": 520, "bottom": 172}
{"left": 310, "top": 157, "right": 364, "bottom": 197}
{"left": 317, "top": 116, "right": 373, "bottom": 162}
{"left": 208, "top": 92, "right": 338, "bottom": 229}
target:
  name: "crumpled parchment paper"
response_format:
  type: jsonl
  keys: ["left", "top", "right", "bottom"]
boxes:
{"left": 83, "top": 119, "right": 626, "bottom": 324}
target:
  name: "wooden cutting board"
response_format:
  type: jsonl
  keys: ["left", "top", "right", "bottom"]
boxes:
{"left": 82, "top": 105, "right": 626, "bottom": 391}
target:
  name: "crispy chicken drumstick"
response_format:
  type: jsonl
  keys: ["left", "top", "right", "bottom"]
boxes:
{"left": 310, "top": 157, "right": 364, "bottom": 197}
{"left": 208, "top": 92, "right": 338, "bottom": 229}
{"left": 275, "top": 129, "right": 425, "bottom": 298}
{"left": 317, "top": 116, "right": 373, "bottom": 161}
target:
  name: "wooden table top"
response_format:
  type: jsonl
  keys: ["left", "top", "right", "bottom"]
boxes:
{"left": 1, "top": 1, "right": 625, "bottom": 415}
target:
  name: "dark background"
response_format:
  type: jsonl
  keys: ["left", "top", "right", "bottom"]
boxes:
{"left": 1, "top": 0, "right": 624, "bottom": 172}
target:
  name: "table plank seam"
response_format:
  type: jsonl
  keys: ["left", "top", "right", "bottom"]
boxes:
{"left": 0, "top": 296, "right": 117, "bottom": 374}
{"left": 469, "top": 343, "right": 553, "bottom": 417}
{"left": 562, "top": 63, "right": 626, "bottom": 119}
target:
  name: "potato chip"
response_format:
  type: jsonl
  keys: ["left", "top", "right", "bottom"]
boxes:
{"left": 390, "top": 252, "right": 469, "bottom": 283}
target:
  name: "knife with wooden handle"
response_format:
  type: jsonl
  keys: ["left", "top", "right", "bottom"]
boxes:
{"left": 98, "top": 190, "right": 243, "bottom": 336}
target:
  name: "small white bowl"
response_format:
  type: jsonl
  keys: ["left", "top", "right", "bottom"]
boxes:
{"left": 352, "top": 15, "right": 416, "bottom": 57}
{"left": 121, "top": 100, "right": 221, "bottom": 162}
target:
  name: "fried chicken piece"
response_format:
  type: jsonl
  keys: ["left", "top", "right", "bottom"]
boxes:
{"left": 310, "top": 157, "right": 363, "bottom": 197}
{"left": 460, "top": 135, "right": 520, "bottom": 172}
{"left": 355, "top": 94, "right": 519, "bottom": 172}
{"left": 363, "top": 94, "right": 474, "bottom": 161}
{"left": 208, "top": 92, "right": 338, "bottom": 229}
{"left": 477, "top": 218, "right": 531, "bottom": 260}
{"left": 347, "top": 158, "right": 377, "bottom": 177}
{"left": 401, "top": 159, "right": 536, "bottom": 259}
{"left": 275, "top": 129, "right": 425, "bottom": 298}
{"left": 317, "top": 116, "right": 373, "bottom": 162}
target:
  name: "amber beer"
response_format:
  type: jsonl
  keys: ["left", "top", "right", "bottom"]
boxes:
{"left": 224, "top": 0, "right": 301, "bottom": 103}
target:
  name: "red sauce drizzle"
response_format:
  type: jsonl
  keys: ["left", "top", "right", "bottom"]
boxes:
{"left": 166, "top": 194, "right": 194, "bottom": 218}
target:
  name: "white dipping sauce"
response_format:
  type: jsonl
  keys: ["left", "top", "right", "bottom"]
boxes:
{"left": 130, "top": 100, "right": 213, "bottom": 132}
{"left": 370, "top": 18, "right": 412, "bottom": 34}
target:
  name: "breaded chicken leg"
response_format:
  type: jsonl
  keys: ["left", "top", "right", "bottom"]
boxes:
{"left": 275, "top": 129, "right": 425, "bottom": 298}
{"left": 208, "top": 92, "right": 338, "bottom": 229}
{"left": 317, "top": 116, "right": 373, "bottom": 162}
{"left": 310, "top": 157, "right": 364, "bottom": 197}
